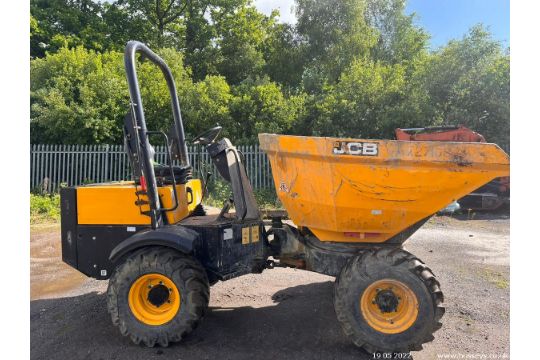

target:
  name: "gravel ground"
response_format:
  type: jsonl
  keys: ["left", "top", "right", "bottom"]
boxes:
{"left": 30, "top": 212, "right": 510, "bottom": 360}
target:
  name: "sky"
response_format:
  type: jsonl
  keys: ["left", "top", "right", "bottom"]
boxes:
{"left": 253, "top": 0, "right": 510, "bottom": 49}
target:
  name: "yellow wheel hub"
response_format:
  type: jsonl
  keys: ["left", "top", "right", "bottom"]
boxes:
{"left": 360, "top": 279, "right": 419, "bottom": 334}
{"left": 128, "top": 273, "right": 180, "bottom": 326}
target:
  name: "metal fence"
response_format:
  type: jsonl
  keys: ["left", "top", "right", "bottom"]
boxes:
{"left": 30, "top": 144, "right": 274, "bottom": 193}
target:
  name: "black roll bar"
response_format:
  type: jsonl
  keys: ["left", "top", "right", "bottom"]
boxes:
{"left": 124, "top": 41, "right": 189, "bottom": 228}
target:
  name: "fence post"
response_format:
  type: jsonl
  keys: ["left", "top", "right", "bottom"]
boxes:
{"left": 51, "top": 144, "right": 57, "bottom": 192}
{"left": 30, "top": 144, "right": 35, "bottom": 190}
{"left": 104, "top": 144, "right": 110, "bottom": 182}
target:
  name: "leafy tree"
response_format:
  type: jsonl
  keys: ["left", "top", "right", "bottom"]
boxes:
{"left": 96, "top": 0, "right": 253, "bottom": 81}
{"left": 263, "top": 23, "right": 305, "bottom": 88}
{"left": 364, "top": 0, "right": 429, "bottom": 65}
{"left": 181, "top": 75, "right": 234, "bottom": 137}
{"left": 31, "top": 47, "right": 127, "bottom": 143}
{"left": 213, "top": 5, "right": 277, "bottom": 84}
{"left": 295, "top": 0, "right": 376, "bottom": 91}
{"left": 30, "top": 47, "right": 307, "bottom": 146}
{"left": 303, "top": 59, "right": 407, "bottom": 138}
{"left": 30, "top": 47, "right": 197, "bottom": 144}
{"left": 30, "top": 0, "right": 110, "bottom": 58}
{"left": 101, "top": 1, "right": 153, "bottom": 50}
{"left": 115, "top": 0, "right": 189, "bottom": 48}
{"left": 183, "top": 0, "right": 249, "bottom": 81}
{"left": 183, "top": 1, "right": 218, "bottom": 81}
{"left": 29, "top": 1, "right": 510, "bottom": 150}
{"left": 134, "top": 54, "right": 239, "bottom": 141}
{"left": 132, "top": 48, "right": 195, "bottom": 133}
{"left": 421, "top": 25, "right": 510, "bottom": 148}
{"left": 229, "top": 78, "right": 306, "bottom": 142}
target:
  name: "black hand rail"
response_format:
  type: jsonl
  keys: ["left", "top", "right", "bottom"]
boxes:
{"left": 124, "top": 40, "right": 189, "bottom": 228}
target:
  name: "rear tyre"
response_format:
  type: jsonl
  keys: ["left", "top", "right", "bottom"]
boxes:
{"left": 334, "top": 248, "right": 444, "bottom": 354}
{"left": 107, "top": 247, "right": 209, "bottom": 347}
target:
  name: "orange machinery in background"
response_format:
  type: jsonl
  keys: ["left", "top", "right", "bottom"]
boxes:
{"left": 395, "top": 125, "right": 510, "bottom": 210}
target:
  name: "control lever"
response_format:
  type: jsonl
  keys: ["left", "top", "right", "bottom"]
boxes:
{"left": 218, "top": 196, "right": 234, "bottom": 219}
{"left": 201, "top": 171, "right": 212, "bottom": 201}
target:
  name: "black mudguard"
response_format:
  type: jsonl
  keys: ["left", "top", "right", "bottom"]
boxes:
{"left": 109, "top": 225, "right": 200, "bottom": 263}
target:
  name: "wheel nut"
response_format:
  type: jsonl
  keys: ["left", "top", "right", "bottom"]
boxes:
{"left": 169, "top": 288, "right": 173, "bottom": 292}
{"left": 148, "top": 285, "right": 152, "bottom": 289}
{"left": 376, "top": 288, "right": 381, "bottom": 292}
{"left": 159, "top": 281, "right": 163, "bottom": 285}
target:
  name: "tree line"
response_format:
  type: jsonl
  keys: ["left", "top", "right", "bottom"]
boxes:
{"left": 30, "top": 0, "right": 509, "bottom": 148}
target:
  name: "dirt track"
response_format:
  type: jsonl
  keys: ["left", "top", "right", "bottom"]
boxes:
{"left": 30, "top": 213, "right": 510, "bottom": 360}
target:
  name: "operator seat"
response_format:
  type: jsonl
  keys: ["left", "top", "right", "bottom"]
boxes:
{"left": 153, "top": 164, "right": 192, "bottom": 185}
{"left": 123, "top": 112, "right": 192, "bottom": 186}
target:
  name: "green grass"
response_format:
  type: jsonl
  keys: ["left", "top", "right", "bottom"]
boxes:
{"left": 30, "top": 194, "right": 60, "bottom": 224}
{"left": 204, "top": 180, "right": 233, "bottom": 208}
{"left": 481, "top": 269, "right": 509, "bottom": 289}
{"left": 253, "top": 187, "right": 281, "bottom": 210}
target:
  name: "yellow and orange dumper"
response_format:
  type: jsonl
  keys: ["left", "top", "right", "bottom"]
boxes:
{"left": 61, "top": 41, "right": 509, "bottom": 354}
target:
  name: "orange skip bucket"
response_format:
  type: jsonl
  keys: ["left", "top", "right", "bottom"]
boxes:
{"left": 259, "top": 134, "right": 509, "bottom": 243}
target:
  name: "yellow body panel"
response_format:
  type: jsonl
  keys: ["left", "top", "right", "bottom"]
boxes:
{"left": 76, "top": 179, "right": 202, "bottom": 225}
{"left": 160, "top": 180, "right": 202, "bottom": 224}
{"left": 258, "top": 134, "right": 509, "bottom": 243}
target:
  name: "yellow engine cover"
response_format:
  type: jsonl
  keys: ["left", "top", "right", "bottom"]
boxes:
{"left": 76, "top": 180, "right": 202, "bottom": 225}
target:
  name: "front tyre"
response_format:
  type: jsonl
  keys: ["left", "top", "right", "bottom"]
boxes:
{"left": 334, "top": 248, "right": 444, "bottom": 353}
{"left": 107, "top": 247, "right": 209, "bottom": 347}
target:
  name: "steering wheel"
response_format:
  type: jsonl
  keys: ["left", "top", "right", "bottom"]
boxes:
{"left": 192, "top": 126, "right": 223, "bottom": 145}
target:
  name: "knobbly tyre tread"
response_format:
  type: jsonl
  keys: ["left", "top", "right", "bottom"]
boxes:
{"left": 334, "top": 247, "right": 444, "bottom": 354}
{"left": 107, "top": 247, "right": 210, "bottom": 347}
